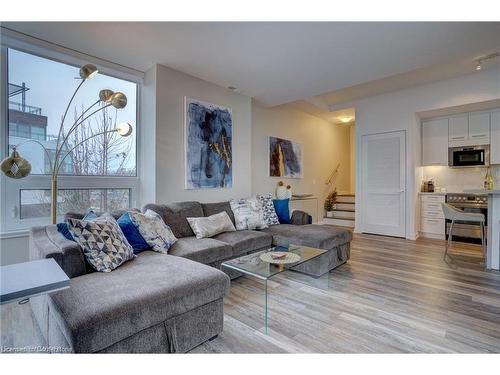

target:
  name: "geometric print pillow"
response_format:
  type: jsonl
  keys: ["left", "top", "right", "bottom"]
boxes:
{"left": 256, "top": 194, "right": 280, "bottom": 226}
{"left": 128, "top": 209, "right": 178, "bottom": 253}
{"left": 68, "top": 213, "right": 135, "bottom": 272}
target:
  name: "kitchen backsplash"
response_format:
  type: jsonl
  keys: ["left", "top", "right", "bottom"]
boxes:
{"left": 421, "top": 165, "right": 500, "bottom": 193}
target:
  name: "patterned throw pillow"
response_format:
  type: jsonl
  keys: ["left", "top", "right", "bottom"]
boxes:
{"left": 230, "top": 197, "right": 268, "bottom": 230}
{"left": 68, "top": 213, "right": 135, "bottom": 273}
{"left": 129, "top": 209, "right": 178, "bottom": 253}
{"left": 187, "top": 211, "right": 236, "bottom": 239}
{"left": 257, "top": 194, "right": 280, "bottom": 226}
{"left": 117, "top": 212, "right": 151, "bottom": 254}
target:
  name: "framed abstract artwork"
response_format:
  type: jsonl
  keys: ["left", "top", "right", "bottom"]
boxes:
{"left": 185, "top": 98, "right": 233, "bottom": 189}
{"left": 269, "top": 136, "right": 303, "bottom": 178}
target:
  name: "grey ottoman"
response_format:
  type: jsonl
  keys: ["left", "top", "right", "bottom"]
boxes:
{"left": 260, "top": 224, "right": 352, "bottom": 277}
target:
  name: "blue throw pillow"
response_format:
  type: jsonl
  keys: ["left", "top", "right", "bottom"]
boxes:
{"left": 82, "top": 210, "right": 98, "bottom": 220}
{"left": 273, "top": 199, "right": 291, "bottom": 224}
{"left": 57, "top": 223, "right": 75, "bottom": 241}
{"left": 117, "top": 212, "right": 150, "bottom": 254}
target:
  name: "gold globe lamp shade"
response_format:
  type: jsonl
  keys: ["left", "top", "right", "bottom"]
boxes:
{"left": 99, "top": 89, "right": 115, "bottom": 103}
{"left": 116, "top": 123, "right": 133, "bottom": 137}
{"left": 79, "top": 64, "right": 98, "bottom": 80}
{"left": 110, "top": 92, "right": 127, "bottom": 109}
{"left": 0, "top": 148, "right": 32, "bottom": 179}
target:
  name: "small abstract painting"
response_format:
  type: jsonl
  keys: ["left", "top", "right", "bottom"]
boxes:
{"left": 185, "top": 98, "right": 233, "bottom": 189}
{"left": 269, "top": 136, "right": 303, "bottom": 178}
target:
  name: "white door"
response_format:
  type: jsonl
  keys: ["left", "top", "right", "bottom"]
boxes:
{"left": 361, "top": 131, "right": 406, "bottom": 237}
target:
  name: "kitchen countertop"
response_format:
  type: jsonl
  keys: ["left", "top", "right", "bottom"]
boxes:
{"left": 418, "top": 192, "right": 447, "bottom": 195}
{"left": 464, "top": 189, "right": 500, "bottom": 195}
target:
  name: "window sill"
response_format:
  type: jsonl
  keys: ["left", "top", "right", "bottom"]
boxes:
{"left": 0, "top": 230, "right": 30, "bottom": 240}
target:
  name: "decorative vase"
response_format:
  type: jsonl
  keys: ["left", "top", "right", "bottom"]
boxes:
{"left": 326, "top": 211, "right": 334, "bottom": 218}
{"left": 276, "top": 181, "right": 288, "bottom": 199}
{"left": 285, "top": 185, "right": 292, "bottom": 199}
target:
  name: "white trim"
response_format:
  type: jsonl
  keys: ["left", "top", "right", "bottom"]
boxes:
{"left": 419, "top": 232, "right": 445, "bottom": 240}
{"left": 0, "top": 27, "right": 144, "bottom": 83}
{"left": 0, "top": 230, "right": 29, "bottom": 239}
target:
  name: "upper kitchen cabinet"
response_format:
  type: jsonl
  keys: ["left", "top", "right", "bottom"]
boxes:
{"left": 448, "top": 115, "right": 469, "bottom": 146}
{"left": 492, "top": 110, "right": 500, "bottom": 165}
{"left": 422, "top": 118, "right": 448, "bottom": 166}
{"left": 449, "top": 112, "right": 491, "bottom": 147}
{"left": 469, "top": 112, "right": 491, "bottom": 145}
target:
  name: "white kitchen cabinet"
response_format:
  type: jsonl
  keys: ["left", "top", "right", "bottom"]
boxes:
{"left": 492, "top": 110, "right": 500, "bottom": 165}
{"left": 420, "top": 194, "right": 445, "bottom": 239}
{"left": 448, "top": 115, "right": 469, "bottom": 146}
{"left": 469, "top": 112, "right": 490, "bottom": 145}
{"left": 422, "top": 118, "right": 448, "bottom": 165}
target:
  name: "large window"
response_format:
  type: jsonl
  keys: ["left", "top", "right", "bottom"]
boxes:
{"left": 8, "top": 49, "right": 137, "bottom": 176}
{"left": 2, "top": 46, "right": 140, "bottom": 230}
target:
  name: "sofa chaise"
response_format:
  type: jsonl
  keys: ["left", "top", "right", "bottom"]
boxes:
{"left": 29, "top": 200, "right": 352, "bottom": 353}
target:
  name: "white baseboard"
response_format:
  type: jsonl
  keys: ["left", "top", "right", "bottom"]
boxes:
{"left": 419, "top": 232, "right": 445, "bottom": 240}
{"left": 406, "top": 233, "right": 419, "bottom": 241}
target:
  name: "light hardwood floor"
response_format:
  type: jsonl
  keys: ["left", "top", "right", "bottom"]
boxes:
{"left": 2, "top": 233, "right": 500, "bottom": 353}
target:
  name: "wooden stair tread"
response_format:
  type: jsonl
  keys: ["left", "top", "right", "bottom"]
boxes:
{"left": 323, "top": 216, "right": 355, "bottom": 221}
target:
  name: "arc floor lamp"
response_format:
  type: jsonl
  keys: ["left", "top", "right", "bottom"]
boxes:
{"left": 1, "top": 64, "right": 133, "bottom": 224}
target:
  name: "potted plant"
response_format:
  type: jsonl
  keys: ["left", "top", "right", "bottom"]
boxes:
{"left": 324, "top": 189, "right": 338, "bottom": 218}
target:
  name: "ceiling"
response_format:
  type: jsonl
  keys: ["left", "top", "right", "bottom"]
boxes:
{"left": 3, "top": 22, "right": 500, "bottom": 110}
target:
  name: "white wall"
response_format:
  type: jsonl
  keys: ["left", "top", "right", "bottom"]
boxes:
{"left": 153, "top": 64, "right": 253, "bottom": 204}
{"left": 352, "top": 66, "right": 500, "bottom": 239}
{"left": 138, "top": 65, "right": 157, "bottom": 206}
{"left": 252, "top": 103, "right": 351, "bottom": 215}
{"left": 0, "top": 234, "right": 29, "bottom": 265}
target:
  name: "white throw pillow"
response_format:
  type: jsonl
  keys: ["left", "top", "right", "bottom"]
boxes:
{"left": 187, "top": 211, "right": 236, "bottom": 239}
{"left": 230, "top": 197, "right": 268, "bottom": 230}
{"left": 257, "top": 194, "right": 280, "bottom": 226}
{"left": 68, "top": 213, "right": 135, "bottom": 272}
{"left": 129, "top": 209, "right": 178, "bottom": 253}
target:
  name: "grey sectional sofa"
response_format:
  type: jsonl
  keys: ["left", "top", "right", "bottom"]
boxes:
{"left": 29, "top": 200, "right": 352, "bottom": 353}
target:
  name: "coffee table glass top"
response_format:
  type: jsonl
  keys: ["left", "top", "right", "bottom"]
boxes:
{"left": 222, "top": 244, "right": 326, "bottom": 280}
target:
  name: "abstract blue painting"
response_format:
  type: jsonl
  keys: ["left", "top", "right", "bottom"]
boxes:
{"left": 269, "top": 136, "right": 303, "bottom": 178}
{"left": 185, "top": 98, "right": 233, "bottom": 189}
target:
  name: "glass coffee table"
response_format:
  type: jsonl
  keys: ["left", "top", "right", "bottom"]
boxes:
{"left": 222, "top": 244, "right": 327, "bottom": 334}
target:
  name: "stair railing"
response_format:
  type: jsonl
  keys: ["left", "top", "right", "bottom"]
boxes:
{"left": 325, "top": 163, "right": 340, "bottom": 186}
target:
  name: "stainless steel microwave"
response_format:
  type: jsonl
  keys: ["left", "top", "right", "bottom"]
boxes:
{"left": 449, "top": 145, "right": 490, "bottom": 168}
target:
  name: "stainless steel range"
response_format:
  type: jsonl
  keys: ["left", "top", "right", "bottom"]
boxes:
{"left": 445, "top": 193, "right": 488, "bottom": 243}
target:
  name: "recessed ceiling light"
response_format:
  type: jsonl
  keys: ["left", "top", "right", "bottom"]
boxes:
{"left": 339, "top": 117, "right": 353, "bottom": 123}
{"left": 475, "top": 62, "right": 482, "bottom": 71}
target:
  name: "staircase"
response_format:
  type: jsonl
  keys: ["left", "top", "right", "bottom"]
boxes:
{"left": 323, "top": 194, "right": 355, "bottom": 228}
